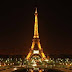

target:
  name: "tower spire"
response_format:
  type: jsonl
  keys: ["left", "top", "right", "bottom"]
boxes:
{"left": 33, "top": 8, "right": 39, "bottom": 38}
{"left": 35, "top": 7, "right": 37, "bottom": 13}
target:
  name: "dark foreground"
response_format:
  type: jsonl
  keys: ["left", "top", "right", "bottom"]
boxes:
{"left": 13, "top": 69, "right": 64, "bottom": 72}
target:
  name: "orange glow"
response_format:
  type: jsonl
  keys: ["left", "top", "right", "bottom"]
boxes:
{"left": 41, "top": 52, "right": 46, "bottom": 58}
{"left": 26, "top": 52, "right": 31, "bottom": 59}
{"left": 31, "top": 42, "right": 35, "bottom": 50}
{"left": 38, "top": 42, "right": 41, "bottom": 50}
{"left": 31, "top": 70, "right": 33, "bottom": 72}
{"left": 39, "top": 70, "right": 42, "bottom": 72}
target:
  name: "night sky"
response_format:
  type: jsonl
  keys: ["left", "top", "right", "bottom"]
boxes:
{"left": 0, "top": 1, "right": 72, "bottom": 55}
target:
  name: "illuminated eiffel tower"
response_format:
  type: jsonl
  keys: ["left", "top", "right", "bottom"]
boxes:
{"left": 26, "top": 8, "right": 46, "bottom": 60}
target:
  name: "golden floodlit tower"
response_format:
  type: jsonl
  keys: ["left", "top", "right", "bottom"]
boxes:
{"left": 26, "top": 8, "right": 46, "bottom": 60}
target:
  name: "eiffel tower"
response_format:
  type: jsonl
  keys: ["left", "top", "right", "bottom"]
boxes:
{"left": 26, "top": 8, "right": 46, "bottom": 60}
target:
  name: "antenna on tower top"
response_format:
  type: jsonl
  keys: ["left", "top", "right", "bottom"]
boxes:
{"left": 35, "top": 7, "right": 37, "bottom": 13}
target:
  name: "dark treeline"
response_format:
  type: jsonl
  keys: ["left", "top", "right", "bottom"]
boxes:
{"left": 0, "top": 54, "right": 72, "bottom": 59}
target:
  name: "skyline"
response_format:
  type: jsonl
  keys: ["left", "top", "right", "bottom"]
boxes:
{"left": 0, "top": 1, "right": 72, "bottom": 55}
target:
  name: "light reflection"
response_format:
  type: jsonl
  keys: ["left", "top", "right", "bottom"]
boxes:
{"left": 13, "top": 67, "right": 17, "bottom": 71}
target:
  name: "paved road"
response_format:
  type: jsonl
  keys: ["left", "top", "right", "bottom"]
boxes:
{"left": 56, "top": 68, "right": 72, "bottom": 72}
{"left": 0, "top": 66, "right": 19, "bottom": 72}
{"left": 0, "top": 66, "right": 72, "bottom": 72}
{"left": 0, "top": 68, "right": 14, "bottom": 72}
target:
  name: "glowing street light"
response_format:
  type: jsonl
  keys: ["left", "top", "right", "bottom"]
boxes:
{"left": 13, "top": 67, "right": 17, "bottom": 71}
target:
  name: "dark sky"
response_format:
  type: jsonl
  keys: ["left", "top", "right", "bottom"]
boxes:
{"left": 0, "top": 1, "right": 72, "bottom": 55}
